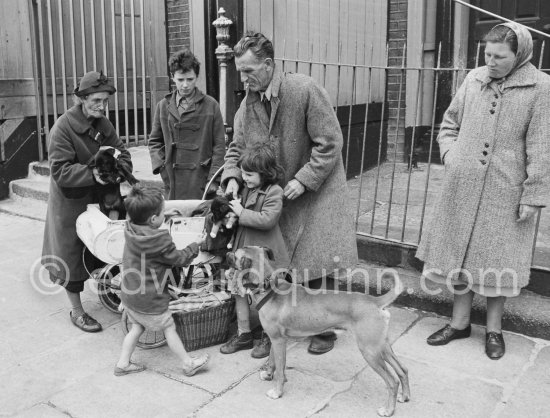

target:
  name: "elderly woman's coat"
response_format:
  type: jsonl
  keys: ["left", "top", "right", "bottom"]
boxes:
{"left": 42, "top": 104, "right": 132, "bottom": 287}
{"left": 222, "top": 68, "right": 358, "bottom": 282}
{"left": 416, "top": 60, "right": 550, "bottom": 294}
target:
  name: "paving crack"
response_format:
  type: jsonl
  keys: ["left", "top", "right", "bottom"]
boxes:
{"left": 45, "top": 401, "right": 74, "bottom": 417}
{"left": 489, "top": 341, "right": 547, "bottom": 418}
{"left": 147, "top": 367, "right": 217, "bottom": 396}
{"left": 187, "top": 366, "right": 266, "bottom": 417}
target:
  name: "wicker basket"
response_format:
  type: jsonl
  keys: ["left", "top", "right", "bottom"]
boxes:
{"left": 172, "top": 298, "right": 235, "bottom": 351}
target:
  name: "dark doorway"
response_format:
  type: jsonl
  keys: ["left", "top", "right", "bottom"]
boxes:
{"left": 467, "top": 0, "right": 550, "bottom": 71}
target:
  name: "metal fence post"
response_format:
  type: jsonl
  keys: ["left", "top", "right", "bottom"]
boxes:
{"left": 212, "top": 7, "right": 234, "bottom": 144}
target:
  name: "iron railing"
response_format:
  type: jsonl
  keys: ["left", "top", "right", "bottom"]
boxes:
{"left": 277, "top": 35, "right": 550, "bottom": 271}
{"left": 33, "top": 0, "right": 151, "bottom": 152}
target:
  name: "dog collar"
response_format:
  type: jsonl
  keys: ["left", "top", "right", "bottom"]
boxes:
{"left": 254, "top": 288, "right": 275, "bottom": 311}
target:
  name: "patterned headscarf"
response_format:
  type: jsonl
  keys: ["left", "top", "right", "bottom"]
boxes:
{"left": 493, "top": 22, "right": 533, "bottom": 74}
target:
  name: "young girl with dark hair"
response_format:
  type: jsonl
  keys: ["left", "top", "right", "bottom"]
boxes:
{"left": 219, "top": 146, "right": 290, "bottom": 359}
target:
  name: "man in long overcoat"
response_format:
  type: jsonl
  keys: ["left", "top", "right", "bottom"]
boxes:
{"left": 223, "top": 32, "right": 358, "bottom": 354}
{"left": 148, "top": 49, "right": 225, "bottom": 200}
{"left": 42, "top": 71, "right": 133, "bottom": 332}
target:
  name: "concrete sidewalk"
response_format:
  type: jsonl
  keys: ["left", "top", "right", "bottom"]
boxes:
{"left": 2, "top": 213, "right": 550, "bottom": 417}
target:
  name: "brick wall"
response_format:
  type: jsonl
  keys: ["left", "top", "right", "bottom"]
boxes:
{"left": 166, "top": 0, "right": 191, "bottom": 57}
{"left": 387, "top": 0, "right": 408, "bottom": 162}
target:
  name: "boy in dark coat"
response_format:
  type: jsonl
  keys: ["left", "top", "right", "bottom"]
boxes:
{"left": 148, "top": 49, "right": 226, "bottom": 199}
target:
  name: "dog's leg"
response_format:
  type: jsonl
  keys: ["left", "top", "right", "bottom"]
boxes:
{"left": 260, "top": 344, "right": 276, "bottom": 381}
{"left": 265, "top": 338, "right": 286, "bottom": 399}
{"left": 356, "top": 339, "right": 399, "bottom": 417}
{"left": 382, "top": 344, "right": 410, "bottom": 403}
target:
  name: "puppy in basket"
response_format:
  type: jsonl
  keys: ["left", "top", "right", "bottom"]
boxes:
{"left": 90, "top": 146, "right": 139, "bottom": 219}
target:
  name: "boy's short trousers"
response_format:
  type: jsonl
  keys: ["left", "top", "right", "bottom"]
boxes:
{"left": 124, "top": 306, "right": 175, "bottom": 331}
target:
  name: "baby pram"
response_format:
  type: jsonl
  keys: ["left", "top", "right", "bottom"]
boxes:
{"left": 75, "top": 167, "right": 234, "bottom": 349}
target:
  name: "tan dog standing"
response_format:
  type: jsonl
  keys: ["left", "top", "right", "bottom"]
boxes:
{"left": 226, "top": 246, "right": 410, "bottom": 417}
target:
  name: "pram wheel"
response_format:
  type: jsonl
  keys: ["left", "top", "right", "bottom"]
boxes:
{"left": 121, "top": 311, "right": 167, "bottom": 349}
{"left": 95, "top": 264, "right": 122, "bottom": 314}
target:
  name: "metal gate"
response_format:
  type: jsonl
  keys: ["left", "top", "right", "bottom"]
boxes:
{"left": 31, "top": 0, "right": 169, "bottom": 156}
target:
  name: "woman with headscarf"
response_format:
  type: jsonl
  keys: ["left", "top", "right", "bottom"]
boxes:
{"left": 42, "top": 71, "right": 133, "bottom": 333}
{"left": 416, "top": 22, "right": 550, "bottom": 359}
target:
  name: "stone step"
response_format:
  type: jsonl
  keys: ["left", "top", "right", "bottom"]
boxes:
{"left": 11, "top": 146, "right": 164, "bottom": 203}
{"left": 10, "top": 177, "right": 50, "bottom": 202}
{"left": 0, "top": 196, "right": 47, "bottom": 221}
{"left": 30, "top": 161, "right": 50, "bottom": 177}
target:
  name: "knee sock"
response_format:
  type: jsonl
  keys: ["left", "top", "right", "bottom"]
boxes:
{"left": 235, "top": 295, "right": 251, "bottom": 335}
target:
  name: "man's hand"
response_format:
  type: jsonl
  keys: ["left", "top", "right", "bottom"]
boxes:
{"left": 92, "top": 168, "right": 108, "bottom": 185}
{"left": 283, "top": 179, "right": 305, "bottom": 200}
{"left": 229, "top": 198, "right": 244, "bottom": 217}
{"left": 226, "top": 178, "right": 240, "bottom": 200}
{"left": 517, "top": 204, "right": 540, "bottom": 223}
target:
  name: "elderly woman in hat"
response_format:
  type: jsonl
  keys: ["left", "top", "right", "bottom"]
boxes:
{"left": 42, "top": 71, "right": 133, "bottom": 332}
{"left": 416, "top": 22, "right": 550, "bottom": 359}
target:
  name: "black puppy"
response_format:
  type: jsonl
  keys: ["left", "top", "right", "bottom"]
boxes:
{"left": 91, "top": 146, "right": 138, "bottom": 220}
{"left": 191, "top": 195, "right": 237, "bottom": 252}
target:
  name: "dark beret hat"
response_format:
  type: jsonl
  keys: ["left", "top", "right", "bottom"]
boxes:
{"left": 74, "top": 70, "right": 116, "bottom": 97}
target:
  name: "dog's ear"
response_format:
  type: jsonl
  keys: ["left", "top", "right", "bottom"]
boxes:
{"left": 99, "top": 146, "right": 116, "bottom": 156}
{"left": 240, "top": 256, "right": 253, "bottom": 270}
{"left": 117, "top": 161, "right": 139, "bottom": 185}
{"left": 262, "top": 247, "right": 275, "bottom": 261}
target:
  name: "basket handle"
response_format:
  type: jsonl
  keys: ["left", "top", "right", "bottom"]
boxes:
{"left": 202, "top": 164, "right": 226, "bottom": 200}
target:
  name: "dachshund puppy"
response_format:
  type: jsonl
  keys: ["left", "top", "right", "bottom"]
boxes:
{"left": 191, "top": 195, "right": 237, "bottom": 252}
{"left": 91, "top": 146, "right": 138, "bottom": 220}
{"left": 209, "top": 195, "right": 238, "bottom": 242}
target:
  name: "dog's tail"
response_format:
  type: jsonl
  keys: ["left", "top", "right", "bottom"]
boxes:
{"left": 374, "top": 272, "right": 404, "bottom": 309}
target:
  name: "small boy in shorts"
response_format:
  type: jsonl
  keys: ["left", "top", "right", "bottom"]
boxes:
{"left": 114, "top": 184, "right": 209, "bottom": 376}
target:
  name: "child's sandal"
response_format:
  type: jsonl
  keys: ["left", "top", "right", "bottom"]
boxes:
{"left": 114, "top": 362, "right": 146, "bottom": 376}
{"left": 182, "top": 354, "right": 209, "bottom": 377}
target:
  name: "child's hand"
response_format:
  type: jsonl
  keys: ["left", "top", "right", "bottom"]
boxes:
{"left": 229, "top": 198, "right": 243, "bottom": 216}
{"left": 196, "top": 232, "right": 207, "bottom": 247}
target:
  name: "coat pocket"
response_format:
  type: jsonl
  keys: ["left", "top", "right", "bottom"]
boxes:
{"left": 173, "top": 163, "right": 197, "bottom": 170}
{"left": 175, "top": 143, "right": 199, "bottom": 151}
{"left": 175, "top": 122, "right": 200, "bottom": 131}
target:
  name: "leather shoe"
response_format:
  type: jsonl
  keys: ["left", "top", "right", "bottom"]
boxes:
{"left": 427, "top": 324, "right": 471, "bottom": 346}
{"left": 485, "top": 332, "right": 505, "bottom": 360}
{"left": 220, "top": 332, "right": 253, "bottom": 354}
{"left": 308, "top": 332, "right": 337, "bottom": 354}
{"left": 251, "top": 332, "right": 271, "bottom": 359}
{"left": 70, "top": 312, "right": 102, "bottom": 333}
